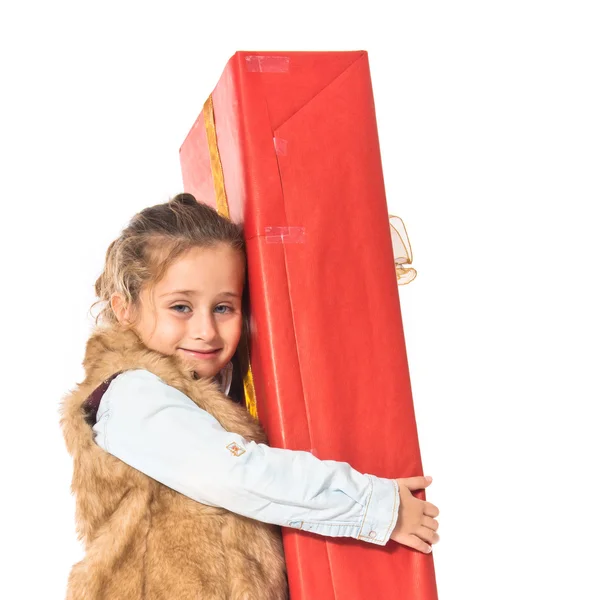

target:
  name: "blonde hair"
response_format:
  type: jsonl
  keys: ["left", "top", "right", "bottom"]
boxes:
{"left": 91, "top": 193, "right": 246, "bottom": 327}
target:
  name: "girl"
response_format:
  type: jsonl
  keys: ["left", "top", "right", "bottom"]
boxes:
{"left": 60, "top": 193, "right": 440, "bottom": 600}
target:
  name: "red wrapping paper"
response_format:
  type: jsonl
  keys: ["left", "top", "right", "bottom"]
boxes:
{"left": 180, "top": 50, "right": 438, "bottom": 600}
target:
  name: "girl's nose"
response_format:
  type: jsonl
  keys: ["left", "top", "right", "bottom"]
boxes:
{"left": 192, "top": 312, "right": 218, "bottom": 342}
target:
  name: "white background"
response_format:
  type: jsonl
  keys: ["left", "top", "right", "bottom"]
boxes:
{"left": 1, "top": 1, "right": 598, "bottom": 598}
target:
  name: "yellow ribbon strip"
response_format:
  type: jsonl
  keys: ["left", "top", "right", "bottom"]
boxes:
{"left": 203, "top": 94, "right": 259, "bottom": 420}
{"left": 203, "top": 95, "right": 231, "bottom": 220}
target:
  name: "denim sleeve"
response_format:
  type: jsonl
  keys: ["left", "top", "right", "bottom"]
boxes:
{"left": 92, "top": 369, "right": 399, "bottom": 546}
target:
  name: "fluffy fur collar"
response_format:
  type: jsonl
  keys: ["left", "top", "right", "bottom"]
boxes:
{"left": 61, "top": 323, "right": 267, "bottom": 460}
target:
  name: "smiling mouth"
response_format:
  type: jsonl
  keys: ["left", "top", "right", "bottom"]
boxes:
{"left": 179, "top": 348, "right": 222, "bottom": 358}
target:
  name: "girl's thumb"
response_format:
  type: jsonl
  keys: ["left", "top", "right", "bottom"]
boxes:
{"left": 399, "top": 475, "right": 433, "bottom": 490}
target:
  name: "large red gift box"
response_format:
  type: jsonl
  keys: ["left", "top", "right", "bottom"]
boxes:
{"left": 180, "top": 50, "right": 438, "bottom": 600}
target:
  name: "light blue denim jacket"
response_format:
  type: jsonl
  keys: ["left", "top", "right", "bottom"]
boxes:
{"left": 92, "top": 369, "right": 399, "bottom": 546}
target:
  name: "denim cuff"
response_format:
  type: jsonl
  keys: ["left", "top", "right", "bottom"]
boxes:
{"left": 356, "top": 475, "right": 399, "bottom": 546}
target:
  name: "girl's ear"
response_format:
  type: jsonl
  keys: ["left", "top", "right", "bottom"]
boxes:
{"left": 110, "top": 293, "right": 133, "bottom": 325}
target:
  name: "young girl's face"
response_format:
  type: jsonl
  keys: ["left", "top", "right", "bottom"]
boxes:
{"left": 114, "top": 243, "right": 245, "bottom": 380}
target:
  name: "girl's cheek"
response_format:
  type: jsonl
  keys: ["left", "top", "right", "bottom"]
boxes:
{"left": 221, "top": 318, "right": 241, "bottom": 343}
{"left": 163, "top": 316, "right": 187, "bottom": 336}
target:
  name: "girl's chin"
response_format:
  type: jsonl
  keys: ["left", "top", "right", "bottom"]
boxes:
{"left": 173, "top": 352, "right": 221, "bottom": 377}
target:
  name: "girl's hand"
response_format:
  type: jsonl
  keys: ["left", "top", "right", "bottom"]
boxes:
{"left": 390, "top": 476, "right": 440, "bottom": 554}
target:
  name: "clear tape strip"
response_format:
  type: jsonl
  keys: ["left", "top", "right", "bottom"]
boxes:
{"left": 273, "top": 137, "right": 288, "bottom": 156}
{"left": 264, "top": 226, "right": 306, "bottom": 244}
{"left": 245, "top": 55, "right": 290, "bottom": 73}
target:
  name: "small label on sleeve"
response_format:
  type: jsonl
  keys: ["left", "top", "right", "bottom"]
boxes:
{"left": 226, "top": 442, "right": 246, "bottom": 457}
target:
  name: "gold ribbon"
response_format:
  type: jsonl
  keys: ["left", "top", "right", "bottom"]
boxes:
{"left": 389, "top": 215, "right": 417, "bottom": 284}
{"left": 203, "top": 95, "right": 231, "bottom": 220}
{"left": 203, "top": 94, "right": 259, "bottom": 420}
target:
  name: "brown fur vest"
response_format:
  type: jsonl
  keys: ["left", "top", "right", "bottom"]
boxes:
{"left": 60, "top": 324, "right": 288, "bottom": 600}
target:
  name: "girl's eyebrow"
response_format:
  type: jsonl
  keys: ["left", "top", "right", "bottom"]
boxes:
{"left": 160, "top": 290, "right": 240, "bottom": 298}
{"left": 160, "top": 289, "right": 195, "bottom": 297}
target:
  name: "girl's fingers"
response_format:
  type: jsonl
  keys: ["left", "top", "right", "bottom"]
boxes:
{"left": 416, "top": 525, "right": 440, "bottom": 545}
{"left": 421, "top": 515, "right": 439, "bottom": 532}
{"left": 407, "top": 533, "right": 432, "bottom": 554}
{"left": 422, "top": 501, "right": 440, "bottom": 518}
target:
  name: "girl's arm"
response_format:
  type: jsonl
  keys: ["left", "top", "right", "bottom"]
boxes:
{"left": 93, "top": 369, "right": 399, "bottom": 546}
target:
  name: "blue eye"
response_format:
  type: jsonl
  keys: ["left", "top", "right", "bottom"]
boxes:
{"left": 171, "top": 304, "right": 233, "bottom": 315}
{"left": 214, "top": 305, "right": 232, "bottom": 314}
{"left": 171, "top": 305, "right": 191, "bottom": 313}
